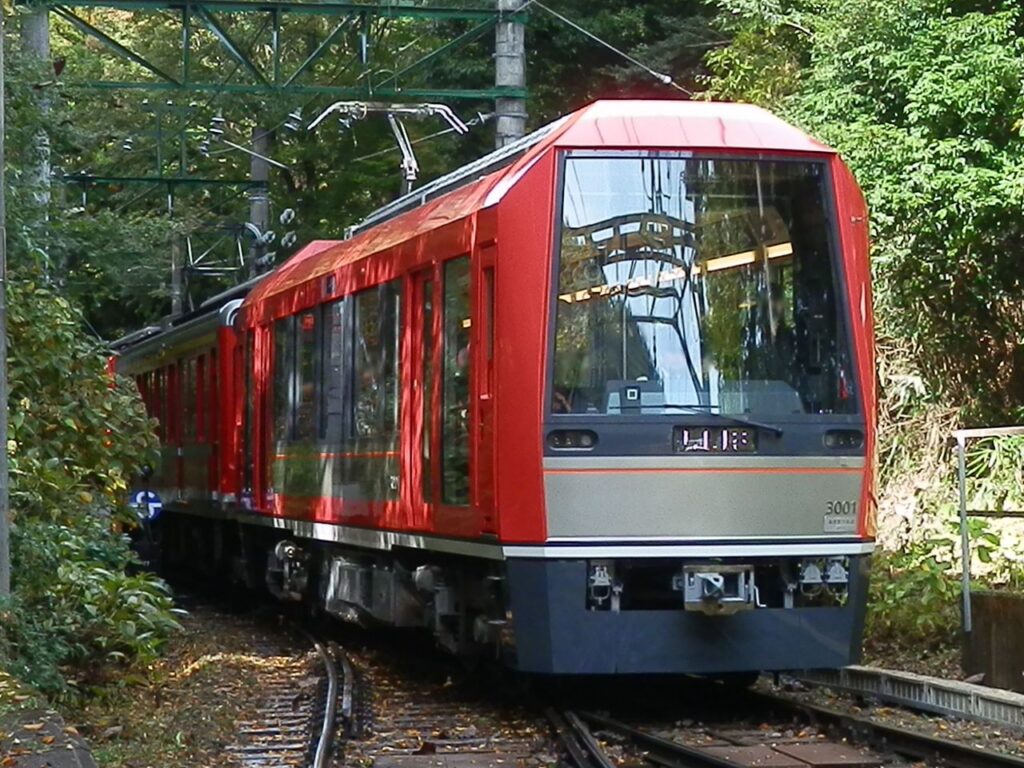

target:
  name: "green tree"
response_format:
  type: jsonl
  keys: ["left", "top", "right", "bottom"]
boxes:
{"left": 706, "top": 0, "right": 1024, "bottom": 420}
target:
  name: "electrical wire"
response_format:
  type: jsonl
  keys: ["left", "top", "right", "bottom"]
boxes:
{"left": 349, "top": 111, "right": 492, "bottom": 164}
{"left": 523, "top": 0, "right": 693, "bottom": 96}
{"left": 263, "top": 15, "right": 394, "bottom": 137}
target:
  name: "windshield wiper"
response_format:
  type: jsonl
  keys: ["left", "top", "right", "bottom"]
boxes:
{"left": 656, "top": 404, "right": 785, "bottom": 437}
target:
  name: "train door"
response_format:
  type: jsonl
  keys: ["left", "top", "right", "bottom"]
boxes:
{"left": 434, "top": 256, "right": 478, "bottom": 536}
{"left": 474, "top": 248, "right": 497, "bottom": 534}
{"left": 408, "top": 269, "right": 437, "bottom": 529}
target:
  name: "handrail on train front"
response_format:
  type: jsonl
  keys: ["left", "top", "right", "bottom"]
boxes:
{"left": 952, "top": 425, "right": 1024, "bottom": 634}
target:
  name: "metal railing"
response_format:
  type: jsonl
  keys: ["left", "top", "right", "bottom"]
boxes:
{"left": 953, "top": 425, "right": 1024, "bottom": 633}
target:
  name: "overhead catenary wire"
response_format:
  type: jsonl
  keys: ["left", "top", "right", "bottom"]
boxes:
{"left": 524, "top": 0, "right": 693, "bottom": 96}
{"left": 348, "top": 111, "right": 492, "bottom": 165}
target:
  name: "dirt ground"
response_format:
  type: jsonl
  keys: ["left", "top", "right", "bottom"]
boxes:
{"left": 62, "top": 603, "right": 305, "bottom": 768}
{"left": 23, "top": 602, "right": 1018, "bottom": 767}
{"left": 862, "top": 639, "right": 963, "bottom": 680}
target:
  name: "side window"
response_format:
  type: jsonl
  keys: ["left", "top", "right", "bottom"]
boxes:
{"left": 272, "top": 318, "right": 293, "bottom": 444}
{"left": 442, "top": 257, "right": 471, "bottom": 506}
{"left": 321, "top": 299, "right": 346, "bottom": 441}
{"left": 208, "top": 349, "right": 218, "bottom": 445}
{"left": 294, "top": 311, "right": 318, "bottom": 441}
{"left": 196, "top": 354, "right": 206, "bottom": 442}
{"left": 154, "top": 368, "right": 165, "bottom": 440}
{"left": 243, "top": 334, "right": 254, "bottom": 488}
{"left": 182, "top": 357, "right": 197, "bottom": 441}
{"left": 352, "top": 281, "right": 400, "bottom": 439}
{"left": 421, "top": 279, "right": 435, "bottom": 503}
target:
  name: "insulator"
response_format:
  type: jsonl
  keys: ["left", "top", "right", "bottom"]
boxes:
{"left": 284, "top": 109, "right": 303, "bottom": 132}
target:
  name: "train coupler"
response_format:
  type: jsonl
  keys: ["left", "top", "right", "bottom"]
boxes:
{"left": 673, "top": 564, "right": 756, "bottom": 615}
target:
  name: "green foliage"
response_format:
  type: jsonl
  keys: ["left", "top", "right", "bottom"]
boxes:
{"left": 0, "top": 276, "right": 177, "bottom": 697}
{"left": 7, "top": 2, "right": 722, "bottom": 338}
{"left": 705, "top": 0, "right": 1024, "bottom": 419}
{"left": 8, "top": 277, "right": 159, "bottom": 523}
{"left": 1, "top": 518, "right": 181, "bottom": 697}
{"left": 867, "top": 536, "right": 961, "bottom": 648}
{"left": 867, "top": 515, "right": 1012, "bottom": 648}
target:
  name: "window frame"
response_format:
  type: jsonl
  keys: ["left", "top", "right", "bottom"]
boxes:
{"left": 545, "top": 149, "right": 862, "bottom": 423}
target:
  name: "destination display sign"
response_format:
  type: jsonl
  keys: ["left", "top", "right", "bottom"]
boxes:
{"left": 674, "top": 426, "right": 758, "bottom": 453}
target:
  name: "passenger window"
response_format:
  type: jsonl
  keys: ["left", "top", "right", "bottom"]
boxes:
{"left": 442, "top": 257, "right": 471, "bottom": 506}
{"left": 272, "top": 318, "right": 293, "bottom": 444}
{"left": 321, "top": 300, "right": 346, "bottom": 441}
{"left": 196, "top": 354, "right": 206, "bottom": 442}
{"left": 155, "top": 369, "right": 165, "bottom": 440}
{"left": 421, "top": 279, "right": 435, "bottom": 502}
{"left": 294, "top": 312, "right": 318, "bottom": 441}
{"left": 243, "top": 335, "right": 253, "bottom": 488}
{"left": 208, "top": 349, "right": 218, "bottom": 444}
{"left": 352, "top": 281, "right": 400, "bottom": 439}
{"left": 182, "top": 357, "right": 197, "bottom": 441}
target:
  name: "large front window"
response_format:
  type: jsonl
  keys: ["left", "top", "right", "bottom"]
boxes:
{"left": 552, "top": 153, "right": 855, "bottom": 417}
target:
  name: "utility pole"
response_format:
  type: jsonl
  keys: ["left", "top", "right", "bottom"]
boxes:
{"left": 248, "top": 127, "right": 270, "bottom": 278}
{"left": 20, "top": 8, "right": 51, "bottom": 213}
{"left": 0, "top": 0, "right": 11, "bottom": 599}
{"left": 170, "top": 234, "right": 183, "bottom": 316}
{"left": 495, "top": 0, "right": 527, "bottom": 148}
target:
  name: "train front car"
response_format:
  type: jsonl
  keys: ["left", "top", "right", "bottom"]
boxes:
{"left": 496, "top": 101, "right": 875, "bottom": 674}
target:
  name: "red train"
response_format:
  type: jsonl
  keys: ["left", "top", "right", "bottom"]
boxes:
{"left": 115, "top": 99, "right": 876, "bottom": 675}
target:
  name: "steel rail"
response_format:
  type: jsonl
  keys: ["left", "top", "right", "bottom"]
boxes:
{"left": 311, "top": 638, "right": 340, "bottom": 768}
{"left": 576, "top": 711, "right": 743, "bottom": 768}
{"left": 547, "top": 709, "right": 615, "bottom": 768}
{"left": 751, "top": 691, "right": 1024, "bottom": 768}
{"left": 336, "top": 642, "right": 358, "bottom": 738}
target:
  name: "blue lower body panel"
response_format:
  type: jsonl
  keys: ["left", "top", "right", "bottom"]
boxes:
{"left": 505, "top": 556, "right": 869, "bottom": 674}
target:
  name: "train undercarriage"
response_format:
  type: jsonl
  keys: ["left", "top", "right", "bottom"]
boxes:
{"left": 152, "top": 507, "right": 869, "bottom": 675}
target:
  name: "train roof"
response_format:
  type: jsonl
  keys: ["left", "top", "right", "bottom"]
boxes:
{"left": 244, "top": 99, "right": 836, "bottom": 313}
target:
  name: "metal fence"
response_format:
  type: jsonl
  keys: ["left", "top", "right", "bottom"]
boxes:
{"left": 953, "top": 425, "right": 1024, "bottom": 633}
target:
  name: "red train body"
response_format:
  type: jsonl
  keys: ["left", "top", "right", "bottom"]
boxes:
{"left": 116, "top": 100, "right": 876, "bottom": 674}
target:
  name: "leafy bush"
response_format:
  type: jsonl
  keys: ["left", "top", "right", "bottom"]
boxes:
{"left": 8, "top": 276, "right": 157, "bottom": 525}
{"left": 866, "top": 521, "right": 966, "bottom": 649}
{"left": 1, "top": 518, "right": 181, "bottom": 696}
{"left": 0, "top": 276, "right": 180, "bottom": 698}
{"left": 867, "top": 513, "right": 1010, "bottom": 651}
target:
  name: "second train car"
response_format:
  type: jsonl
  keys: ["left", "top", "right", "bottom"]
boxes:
{"left": 115, "top": 99, "right": 876, "bottom": 675}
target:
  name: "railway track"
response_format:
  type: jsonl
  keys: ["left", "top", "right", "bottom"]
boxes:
{"left": 176, "top": 596, "right": 1024, "bottom": 768}
{"left": 223, "top": 629, "right": 351, "bottom": 768}
{"left": 337, "top": 637, "right": 553, "bottom": 768}
{"left": 547, "top": 688, "right": 1024, "bottom": 768}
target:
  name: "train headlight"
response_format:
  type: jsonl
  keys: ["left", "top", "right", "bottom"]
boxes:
{"left": 547, "top": 430, "right": 598, "bottom": 450}
{"left": 824, "top": 429, "right": 864, "bottom": 449}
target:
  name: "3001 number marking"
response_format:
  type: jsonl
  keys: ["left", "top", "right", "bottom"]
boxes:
{"left": 826, "top": 500, "right": 857, "bottom": 515}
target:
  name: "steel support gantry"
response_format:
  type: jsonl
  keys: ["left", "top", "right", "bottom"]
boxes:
{"left": 17, "top": 0, "right": 528, "bottom": 100}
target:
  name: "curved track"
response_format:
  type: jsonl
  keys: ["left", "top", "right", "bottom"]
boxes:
{"left": 223, "top": 629, "right": 349, "bottom": 768}
{"left": 548, "top": 690, "right": 1024, "bottom": 768}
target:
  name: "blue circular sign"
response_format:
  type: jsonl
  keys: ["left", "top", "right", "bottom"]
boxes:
{"left": 132, "top": 490, "right": 162, "bottom": 521}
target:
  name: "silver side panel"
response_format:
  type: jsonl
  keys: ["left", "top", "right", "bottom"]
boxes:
{"left": 543, "top": 456, "right": 865, "bottom": 539}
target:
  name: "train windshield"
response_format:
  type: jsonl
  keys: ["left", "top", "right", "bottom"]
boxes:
{"left": 551, "top": 153, "right": 856, "bottom": 417}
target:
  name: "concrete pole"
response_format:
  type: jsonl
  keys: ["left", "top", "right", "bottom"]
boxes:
{"left": 494, "top": 0, "right": 526, "bottom": 148}
{"left": 20, "top": 8, "right": 50, "bottom": 213}
{"left": 170, "top": 234, "right": 183, "bottom": 316}
{"left": 0, "top": 0, "right": 11, "bottom": 598}
{"left": 248, "top": 127, "right": 270, "bottom": 278}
